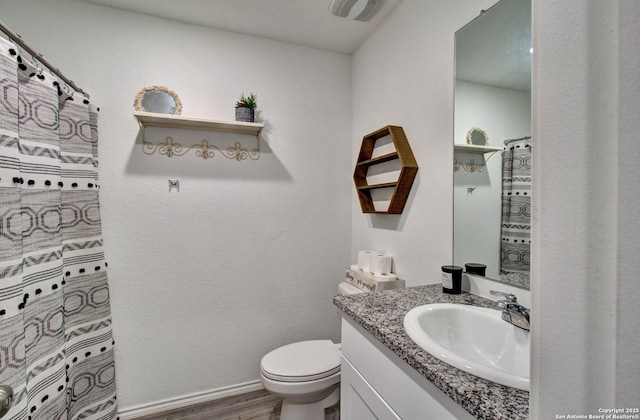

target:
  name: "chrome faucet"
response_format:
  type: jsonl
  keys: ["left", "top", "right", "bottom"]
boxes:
{"left": 489, "top": 290, "right": 530, "bottom": 331}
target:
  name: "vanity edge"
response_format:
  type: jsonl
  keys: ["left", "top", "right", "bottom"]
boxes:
{"left": 333, "top": 283, "right": 529, "bottom": 420}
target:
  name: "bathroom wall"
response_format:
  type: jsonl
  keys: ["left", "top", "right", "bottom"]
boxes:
{"left": 531, "top": 0, "right": 640, "bottom": 415}
{"left": 0, "top": 0, "right": 352, "bottom": 411}
{"left": 351, "top": 0, "right": 498, "bottom": 285}
{"left": 616, "top": 0, "right": 640, "bottom": 405}
{"left": 453, "top": 154, "right": 502, "bottom": 277}
{"left": 454, "top": 80, "right": 531, "bottom": 146}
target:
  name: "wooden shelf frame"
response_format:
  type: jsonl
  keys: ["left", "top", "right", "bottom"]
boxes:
{"left": 353, "top": 125, "right": 418, "bottom": 215}
{"left": 356, "top": 151, "right": 400, "bottom": 167}
{"left": 356, "top": 181, "right": 399, "bottom": 190}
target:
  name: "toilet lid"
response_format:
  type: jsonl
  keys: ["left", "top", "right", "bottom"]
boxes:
{"left": 339, "top": 281, "right": 365, "bottom": 295}
{"left": 261, "top": 340, "right": 341, "bottom": 382}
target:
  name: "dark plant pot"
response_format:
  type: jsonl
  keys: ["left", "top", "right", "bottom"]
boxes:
{"left": 235, "top": 107, "right": 255, "bottom": 122}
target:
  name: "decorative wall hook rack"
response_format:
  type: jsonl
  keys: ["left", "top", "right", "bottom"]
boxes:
{"left": 454, "top": 156, "right": 485, "bottom": 172}
{"left": 134, "top": 111, "right": 264, "bottom": 161}
{"left": 143, "top": 137, "right": 259, "bottom": 161}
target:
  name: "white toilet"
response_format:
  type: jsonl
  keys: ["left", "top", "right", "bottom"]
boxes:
{"left": 259, "top": 282, "right": 363, "bottom": 420}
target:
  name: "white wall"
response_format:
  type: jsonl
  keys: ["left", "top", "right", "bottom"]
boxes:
{"left": 453, "top": 155, "right": 502, "bottom": 278}
{"left": 454, "top": 80, "right": 531, "bottom": 146}
{"left": 351, "top": 0, "right": 499, "bottom": 286}
{"left": 0, "top": 0, "right": 352, "bottom": 410}
{"left": 616, "top": 0, "right": 640, "bottom": 406}
{"left": 531, "top": 0, "right": 640, "bottom": 416}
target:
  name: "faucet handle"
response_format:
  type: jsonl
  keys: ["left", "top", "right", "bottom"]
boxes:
{"left": 490, "top": 290, "right": 518, "bottom": 302}
{"left": 490, "top": 291, "right": 531, "bottom": 331}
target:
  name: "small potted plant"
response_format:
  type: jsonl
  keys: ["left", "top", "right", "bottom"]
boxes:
{"left": 235, "top": 93, "right": 257, "bottom": 122}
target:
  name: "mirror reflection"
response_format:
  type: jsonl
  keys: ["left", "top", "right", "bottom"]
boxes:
{"left": 467, "top": 127, "right": 489, "bottom": 146}
{"left": 453, "top": 0, "right": 532, "bottom": 289}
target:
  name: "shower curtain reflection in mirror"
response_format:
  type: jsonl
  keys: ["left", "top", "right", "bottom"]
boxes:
{"left": 500, "top": 138, "right": 532, "bottom": 289}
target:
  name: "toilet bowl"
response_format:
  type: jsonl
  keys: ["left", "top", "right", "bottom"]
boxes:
{"left": 259, "top": 281, "right": 363, "bottom": 420}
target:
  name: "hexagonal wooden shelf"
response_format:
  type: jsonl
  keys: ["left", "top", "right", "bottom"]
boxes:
{"left": 353, "top": 125, "right": 418, "bottom": 214}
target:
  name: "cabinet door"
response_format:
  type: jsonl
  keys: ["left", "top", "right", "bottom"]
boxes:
{"left": 341, "top": 317, "right": 475, "bottom": 420}
{"left": 341, "top": 356, "right": 401, "bottom": 420}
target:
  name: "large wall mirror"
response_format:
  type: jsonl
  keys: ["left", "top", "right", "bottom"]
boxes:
{"left": 453, "top": 0, "right": 532, "bottom": 289}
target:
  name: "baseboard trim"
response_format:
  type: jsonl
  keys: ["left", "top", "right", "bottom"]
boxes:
{"left": 118, "top": 380, "right": 264, "bottom": 419}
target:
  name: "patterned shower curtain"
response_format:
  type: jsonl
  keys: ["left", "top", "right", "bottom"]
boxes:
{"left": 0, "top": 38, "right": 117, "bottom": 419}
{"left": 500, "top": 138, "right": 531, "bottom": 289}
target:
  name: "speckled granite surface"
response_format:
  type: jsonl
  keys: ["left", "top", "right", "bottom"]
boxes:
{"left": 333, "top": 284, "right": 529, "bottom": 420}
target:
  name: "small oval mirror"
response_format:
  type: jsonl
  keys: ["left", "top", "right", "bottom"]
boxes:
{"left": 135, "top": 86, "right": 182, "bottom": 115}
{"left": 466, "top": 127, "right": 489, "bottom": 146}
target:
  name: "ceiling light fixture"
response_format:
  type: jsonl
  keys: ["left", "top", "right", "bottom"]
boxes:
{"left": 329, "top": 0, "right": 382, "bottom": 22}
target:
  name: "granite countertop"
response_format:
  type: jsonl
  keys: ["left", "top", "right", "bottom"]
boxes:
{"left": 333, "top": 284, "right": 529, "bottom": 420}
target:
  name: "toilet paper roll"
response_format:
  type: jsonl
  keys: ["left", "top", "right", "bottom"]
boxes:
{"left": 374, "top": 273, "right": 398, "bottom": 282}
{"left": 370, "top": 253, "right": 392, "bottom": 275}
{"left": 357, "top": 251, "right": 375, "bottom": 272}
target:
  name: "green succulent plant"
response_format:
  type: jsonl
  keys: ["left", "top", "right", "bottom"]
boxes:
{"left": 235, "top": 93, "right": 257, "bottom": 110}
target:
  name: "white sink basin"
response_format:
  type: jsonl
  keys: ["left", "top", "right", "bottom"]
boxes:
{"left": 403, "top": 303, "right": 530, "bottom": 391}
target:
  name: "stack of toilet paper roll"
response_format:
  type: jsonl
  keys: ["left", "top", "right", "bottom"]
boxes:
{"left": 346, "top": 250, "right": 405, "bottom": 292}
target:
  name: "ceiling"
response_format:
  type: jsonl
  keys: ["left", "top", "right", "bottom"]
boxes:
{"left": 78, "top": 0, "right": 530, "bottom": 90}
{"left": 78, "top": 0, "right": 403, "bottom": 54}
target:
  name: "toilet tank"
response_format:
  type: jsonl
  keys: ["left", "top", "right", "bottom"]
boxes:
{"left": 338, "top": 282, "right": 365, "bottom": 296}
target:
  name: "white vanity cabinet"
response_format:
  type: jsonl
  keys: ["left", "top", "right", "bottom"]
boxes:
{"left": 340, "top": 317, "right": 475, "bottom": 420}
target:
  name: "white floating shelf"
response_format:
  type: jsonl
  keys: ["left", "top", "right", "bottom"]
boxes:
{"left": 454, "top": 144, "right": 502, "bottom": 153}
{"left": 134, "top": 111, "right": 264, "bottom": 136}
